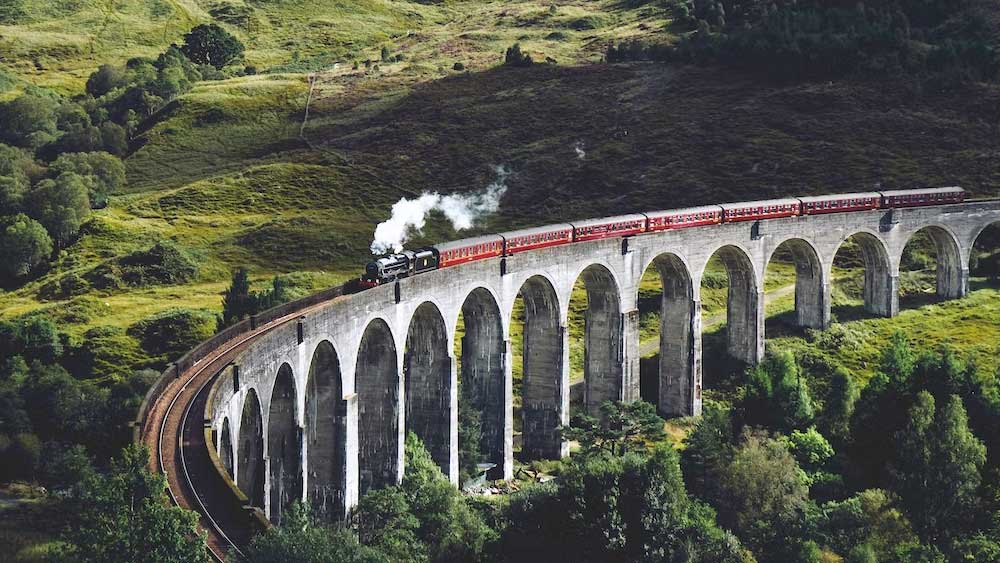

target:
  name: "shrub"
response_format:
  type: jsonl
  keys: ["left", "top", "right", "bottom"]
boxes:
{"left": 27, "top": 172, "right": 91, "bottom": 245}
{"left": 86, "top": 241, "right": 199, "bottom": 290}
{"left": 127, "top": 308, "right": 215, "bottom": 360}
{"left": 181, "top": 24, "right": 245, "bottom": 69}
{"left": 0, "top": 214, "right": 53, "bottom": 280}
{"left": 504, "top": 43, "right": 533, "bottom": 67}
{"left": 452, "top": 62, "right": 465, "bottom": 71}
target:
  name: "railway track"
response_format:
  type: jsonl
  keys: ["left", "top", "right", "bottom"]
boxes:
{"left": 139, "top": 297, "right": 342, "bottom": 561}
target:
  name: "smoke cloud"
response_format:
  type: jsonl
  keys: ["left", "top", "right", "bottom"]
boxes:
{"left": 370, "top": 165, "right": 510, "bottom": 254}
{"left": 574, "top": 141, "right": 586, "bottom": 160}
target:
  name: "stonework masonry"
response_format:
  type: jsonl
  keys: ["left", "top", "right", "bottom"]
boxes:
{"left": 204, "top": 201, "right": 999, "bottom": 522}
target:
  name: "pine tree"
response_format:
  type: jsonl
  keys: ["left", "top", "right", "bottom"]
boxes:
{"left": 222, "top": 267, "right": 252, "bottom": 327}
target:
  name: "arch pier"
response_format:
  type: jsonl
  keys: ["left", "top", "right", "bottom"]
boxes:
{"left": 202, "top": 200, "right": 998, "bottom": 522}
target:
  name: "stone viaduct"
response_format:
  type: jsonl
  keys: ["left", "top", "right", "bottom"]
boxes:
{"left": 203, "top": 200, "right": 999, "bottom": 525}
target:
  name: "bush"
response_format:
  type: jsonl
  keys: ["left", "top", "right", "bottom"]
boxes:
{"left": 504, "top": 43, "right": 533, "bottom": 67}
{"left": 452, "top": 62, "right": 465, "bottom": 71}
{"left": 127, "top": 308, "right": 215, "bottom": 360}
{"left": 26, "top": 172, "right": 91, "bottom": 245}
{"left": 48, "top": 152, "right": 126, "bottom": 207}
{"left": 0, "top": 214, "right": 53, "bottom": 280}
{"left": 39, "top": 272, "right": 91, "bottom": 300}
{"left": 86, "top": 241, "right": 199, "bottom": 290}
{"left": 181, "top": 24, "right": 245, "bottom": 69}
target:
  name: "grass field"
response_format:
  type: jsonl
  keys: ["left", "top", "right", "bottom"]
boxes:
{"left": 0, "top": 0, "right": 997, "bottom": 388}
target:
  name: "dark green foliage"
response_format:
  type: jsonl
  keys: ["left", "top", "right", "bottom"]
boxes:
{"left": 55, "top": 444, "right": 211, "bottom": 563}
{"left": 353, "top": 433, "right": 493, "bottom": 562}
{"left": 86, "top": 241, "right": 199, "bottom": 290}
{"left": 504, "top": 43, "right": 533, "bottom": 67}
{"left": 221, "top": 267, "right": 253, "bottom": 326}
{"left": 0, "top": 143, "right": 30, "bottom": 215}
{"left": 812, "top": 488, "right": 918, "bottom": 560}
{"left": 818, "top": 366, "right": 857, "bottom": 446}
{"left": 241, "top": 502, "right": 382, "bottom": 563}
{"left": 26, "top": 172, "right": 91, "bottom": 245}
{"left": 457, "top": 380, "right": 484, "bottom": 485}
{"left": 0, "top": 317, "right": 62, "bottom": 364}
{"left": 86, "top": 64, "right": 127, "bottom": 98}
{"left": 64, "top": 326, "right": 146, "bottom": 380}
{"left": 680, "top": 402, "right": 734, "bottom": 504}
{"left": 453, "top": 62, "right": 465, "bottom": 71}
{"left": 891, "top": 392, "right": 986, "bottom": 543}
{"left": 739, "top": 350, "right": 814, "bottom": 432}
{"left": 0, "top": 213, "right": 53, "bottom": 279}
{"left": 381, "top": 46, "right": 392, "bottom": 61}
{"left": 48, "top": 151, "right": 126, "bottom": 207}
{"left": 0, "top": 0, "right": 26, "bottom": 24}
{"left": 181, "top": 24, "right": 245, "bottom": 69}
{"left": 220, "top": 268, "right": 296, "bottom": 327}
{"left": 715, "top": 430, "right": 809, "bottom": 555}
{"left": 0, "top": 93, "right": 59, "bottom": 149}
{"left": 0, "top": 431, "right": 40, "bottom": 481}
{"left": 39, "top": 272, "right": 91, "bottom": 300}
{"left": 559, "top": 400, "right": 666, "bottom": 457}
{"left": 127, "top": 308, "right": 215, "bottom": 360}
{"left": 37, "top": 442, "right": 94, "bottom": 490}
{"left": 497, "top": 445, "right": 747, "bottom": 562}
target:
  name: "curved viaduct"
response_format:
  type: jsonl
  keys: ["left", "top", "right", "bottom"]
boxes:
{"left": 140, "top": 199, "right": 999, "bottom": 556}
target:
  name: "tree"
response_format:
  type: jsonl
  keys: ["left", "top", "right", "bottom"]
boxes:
{"left": 785, "top": 427, "right": 833, "bottom": 472}
{"left": 681, "top": 402, "right": 734, "bottom": 504}
{"left": 716, "top": 430, "right": 809, "bottom": 553}
{"left": 241, "top": 502, "right": 381, "bottom": 563}
{"left": 0, "top": 92, "right": 59, "bottom": 148}
{"left": 0, "top": 143, "right": 30, "bottom": 214}
{"left": 457, "top": 380, "right": 484, "bottom": 485}
{"left": 222, "top": 267, "right": 253, "bottom": 326}
{"left": 0, "top": 214, "right": 52, "bottom": 279}
{"left": 498, "top": 445, "right": 748, "bottom": 563}
{"left": 353, "top": 488, "right": 425, "bottom": 563}
{"left": 56, "top": 444, "right": 211, "bottom": 563}
{"left": 49, "top": 152, "right": 126, "bottom": 207}
{"left": 27, "top": 172, "right": 91, "bottom": 245}
{"left": 891, "top": 392, "right": 986, "bottom": 543}
{"left": 819, "top": 366, "right": 857, "bottom": 445}
{"left": 86, "top": 64, "right": 127, "bottom": 98}
{"left": 559, "top": 400, "right": 666, "bottom": 457}
{"left": 740, "top": 350, "right": 814, "bottom": 431}
{"left": 181, "top": 24, "right": 245, "bottom": 68}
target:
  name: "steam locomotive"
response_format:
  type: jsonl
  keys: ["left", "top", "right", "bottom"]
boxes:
{"left": 360, "top": 187, "right": 965, "bottom": 286}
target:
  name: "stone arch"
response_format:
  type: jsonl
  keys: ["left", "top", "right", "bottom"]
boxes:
{"left": 457, "top": 287, "right": 507, "bottom": 477}
{"left": 356, "top": 318, "right": 400, "bottom": 494}
{"left": 572, "top": 264, "right": 624, "bottom": 416}
{"left": 405, "top": 302, "right": 452, "bottom": 477}
{"left": 305, "top": 340, "right": 346, "bottom": 521}
{"left": 766, "top": 238, "right": 828, "bottom": 329}
{"left": 267, "top": 363, "right": 300, "bottom": 524}
{"left": 220, "top": 417, "right": 234, "bottom": 478}
{"left": 970, "top": 221, "right": 1000, "bottom": 283}
{"left": 833, "top": 231, "right": 895, "bottom": 317}
{"left": 704, "top": 245, "right": 762, "bottom": 365}
{"left": 899, "top": 225, "right": 966, "bottom": 300}
{"left": 517, "top": 275, "right": 566, "bottom": 460}
{"left": 237, "top": 388, "right": 265, "bottom": 510}
{"left": 641, "top": 252, "right": 698, "bottom": 417}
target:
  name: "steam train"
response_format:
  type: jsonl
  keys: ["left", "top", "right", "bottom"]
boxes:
{"left": 360, "top": 187, "right": 965, "bottom": 286}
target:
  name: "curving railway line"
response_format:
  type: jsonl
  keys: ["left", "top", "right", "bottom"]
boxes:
{"left": 138, "top": 292, "right": 346, "bottom": 561}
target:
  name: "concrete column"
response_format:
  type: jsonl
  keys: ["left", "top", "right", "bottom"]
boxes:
{"left": 402, "top": 303, "right": 452, "bottom": 481}
{"left": 448, "top": 353, "right": 458, "bottom": 485}
{"left": 520, "top": 280, "right": 568, "bottom": 461}
{"left": 865, "top": 269, "right": 898, "bottom": 317}
{"left": 621, "top": 309, "right": 640, "bottom": 403}
{"left": 344, "top": 394, "right": 359, "bottom": 516}
{"left": 502, "top": 339, "right": 514, "bottom": 480}
{"left": 793, "top": 257, "right": 830, "bottom": 329}
{"left": 660, "top": 298, "right": 702, "bottom": 417}
{"left": 728, "top": 285, "right": 764, "bottom": 365}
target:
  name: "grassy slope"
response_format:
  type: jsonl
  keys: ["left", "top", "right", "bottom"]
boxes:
{"left": 0, "top": 1, "right": 997, "bottom": 353}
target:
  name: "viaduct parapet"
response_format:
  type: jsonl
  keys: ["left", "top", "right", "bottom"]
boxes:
{"left": 198, "top": 200, "right": 999, "bottom": 525}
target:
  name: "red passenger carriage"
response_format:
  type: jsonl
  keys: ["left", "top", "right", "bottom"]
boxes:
{"left": 644, "top": 206, "right": 723, "bottom": 231}
{"left": 799, "top": 192, "right": 881, "bottom": 215}
{"left": 571, "top": 214, "right": 647, "bottom": 241}
{"left": 720, "top": 198, "right": 801, "bottom": 223}
{"left": 880, "top": 187, "right": 965, "bottom": 208}
{"left": 501, "top": 224, "right": 574, "bottom": 255}
{"left": 437, "top": 234, "right": 505, "bottom": 268}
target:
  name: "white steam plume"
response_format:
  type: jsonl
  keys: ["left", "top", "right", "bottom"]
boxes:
{"left": 574, "top": 141, "right": 586, "bottom": 160}
{"left": 370, "top": 165, "right": 510, "bottom": 254}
